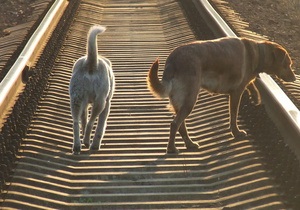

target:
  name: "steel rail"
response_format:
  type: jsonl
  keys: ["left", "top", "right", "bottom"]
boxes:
{"left": 0, "top": 0, "right": 68, "bottom": 127}
{"left": 194, "top": 0, "right": 300, "bottom": 160}
{"left": 0, "top": 0, "right": 299, "bottom": 209}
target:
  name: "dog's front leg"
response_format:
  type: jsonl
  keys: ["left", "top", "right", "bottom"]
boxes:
{"left": 246, "top": 82, "right": 261, "bottom": 105}
{"left": 229, "top": 90, "right": 247, "bottom": 138}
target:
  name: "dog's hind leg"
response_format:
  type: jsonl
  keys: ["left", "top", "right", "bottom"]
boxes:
{"left": 229, "top": 89, "right": 247, "bottom": 138}
{"left": 179, "top": 121, "right": 200, "bottom": 150}
{"left": 81, "top": 108, "right": 87, "bottom": 136}
{"left": 71, "top": 104, "right": 82, "bottom": 154}
{"left": 90, "top": 99, "right": 111, "bottom": 150}
{"left": 167, "top": 93, "right": 197, "bottom": 154}
{"left": 83, "top": 101, "right": 105, "bottom": 148}
{"left": 72, "top": 120, "right": 81, "bottom": 154}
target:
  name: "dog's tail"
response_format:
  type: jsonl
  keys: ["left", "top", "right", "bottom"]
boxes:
{"left": 86, "top": 25, "right": 106, "bottom": 67}
{"left": 147, "top": 58, "right": 170, "bottom": 98}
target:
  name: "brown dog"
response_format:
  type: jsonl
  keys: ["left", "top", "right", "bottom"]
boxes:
{"left": 147, "top": 37, "right": 296, "bottom": 154}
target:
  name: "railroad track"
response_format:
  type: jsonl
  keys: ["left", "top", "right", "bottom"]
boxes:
{"left": 0, "top": 0, "right": 299, "bottom": 209}
{"left": 0, "top": 0, "right": 54, "bottom": 82}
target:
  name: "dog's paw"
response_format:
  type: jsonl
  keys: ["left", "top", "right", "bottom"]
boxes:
{"left": 83, "top": 142, "right": 90, "bottom": 148}
{"left": 186, "top": 141, "right": 200, "bottom": 150}
{"left": 72, "top": 145, "right": 81, "bottom": 155}
{"left": 83, "top": 138, "right": 90, "bottom": 148}
{"left": 166, "top": 146, "right": 179, "bottom": 154}
{"left": 90, "top": 143, "right": 100, "bottom": 151}
{"left": 232, "top": 129, "right": 247, "bottom": 139}
{"left": 251, "top": 96, "right": 261, "bottom": 106}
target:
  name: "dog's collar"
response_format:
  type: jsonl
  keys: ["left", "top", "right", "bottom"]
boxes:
{"left": 255, "top": 44, "right": 265, "bottom": 73}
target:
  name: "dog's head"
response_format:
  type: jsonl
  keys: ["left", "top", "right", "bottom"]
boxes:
{"left": 267, "top": 43, "right": 296, "bottom": 82}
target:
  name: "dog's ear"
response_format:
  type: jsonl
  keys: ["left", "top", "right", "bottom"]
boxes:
{"left": 272, "top": 44, "right": 292, "bottom": 67}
